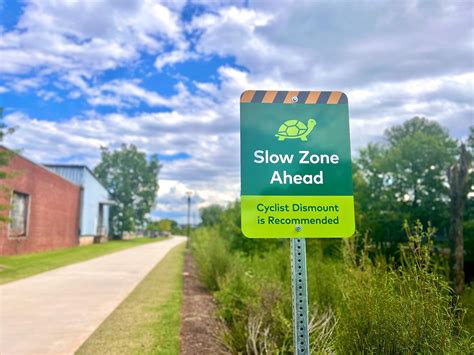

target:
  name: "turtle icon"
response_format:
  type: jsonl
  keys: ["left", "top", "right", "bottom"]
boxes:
{"left": 275, "top": 118, "right": 316, "bottom": 141}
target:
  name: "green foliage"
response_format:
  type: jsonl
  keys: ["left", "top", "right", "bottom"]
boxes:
{"left": 465, "top": 126, "right": 474, "bottom": 223}
{"left": 461, "top": 284, "right": 474, "bottom": 336}
{"left": 146, "top": 221, "right": 160, "bottom": 231}
{"left": 158, "top": 219, "right": 172, "bottom": 232}
{"left": 335, "top": 222, "right": 472, "bottom": 353}
{"left": 356, "top": 117, "right": 458, "bottom": 245}
{"left": 200, "top": 204, "right": 224, "bottom": 227}
{"left": 192, "top": 212, "right": 472, "bottom": 353}
{"left": 467, "top": 126, "right": 474, "bottom": 151}
{"left": 192, "top": 229, "right": 337, "bottom": 354}
{"left": 217, "top": 200, "right": 283, "bottom": 255}
{"left": 146, "top": 219, "right": 181, "bottom": 234}
{"left": 94, "top": 144, "right": 161, "bottom": 235}
{"left": 216, "top": 253, "right": 295, "bottom": 354}
{"left": 192, "top": 227, "right": 231, "bottom": 292}
{"left": 190, "top": 116, "right": 473, "bottom": 352}
{"left": 464, "top": 219, "right": 474, "bottom": 262}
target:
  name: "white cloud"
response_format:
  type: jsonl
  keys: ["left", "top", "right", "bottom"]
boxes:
{"left": 191, "top": 1, "right": 473, "bottom": 89}
{"left": 0, "top": 0, "right": 187, "bottom": 78}
{"left": 155, "top": 49, "right": 195, "bottom": 71}
{"left": 1, "top": 0, "right": 473, "bottom": 223}
{"left": 37, "top": 89, "right": 63, "bottom": 102}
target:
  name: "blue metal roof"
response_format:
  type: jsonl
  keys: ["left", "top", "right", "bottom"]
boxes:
{"left": 44, "top": 164, "right": 112, "bottom": 195}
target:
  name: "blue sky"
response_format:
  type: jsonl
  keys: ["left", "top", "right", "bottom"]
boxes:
{"left": 0, "top": 0, "right": 472, "bottom": 223}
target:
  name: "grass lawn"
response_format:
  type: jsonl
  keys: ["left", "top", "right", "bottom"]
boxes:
{"left": 76, "top": 243, "right": 185, "bottom": 355}
{"left": 0, "top": 237, "right": 165, "bottom": 285}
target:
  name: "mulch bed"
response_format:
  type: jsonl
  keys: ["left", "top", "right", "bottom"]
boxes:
{"left": 180, "top": 251, "right": 229, "bottom": 355}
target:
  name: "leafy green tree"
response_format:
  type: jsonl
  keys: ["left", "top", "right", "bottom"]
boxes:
{"left": 94, "top": 144, "right": 161, "bottom": 236}
{"left": 463, "top": 126, "right": 474, "bottom": 263}
{"left": 146, "top": 221, "right": 160, "bottom": 231}
{"left": 200, "top": 204, "right": 224, "bottom": 227}
{"left": 356, "top": 117, "right": 457, "bottom": 245}
{"left": 169, "top": 219, "right": 179, "bottom": 234}
{"left": 447, "top": 142, "right": 471, "bottom": 293}
{"left": 148, "top": 219, "right": 180, "bottom": 234}
{"left": 158, "top": 219, "right": 176, "bottom": 232}
{"left": 216, "top": 200, "right": 281, "bottom": 255}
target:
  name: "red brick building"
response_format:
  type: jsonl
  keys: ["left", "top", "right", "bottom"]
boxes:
{"left": 0, "top": 147, "right": 81, "bottom": 255}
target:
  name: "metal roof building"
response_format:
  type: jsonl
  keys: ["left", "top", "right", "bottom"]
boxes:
{"left": 45, "top": 165, "right": 114, "bottom": 241}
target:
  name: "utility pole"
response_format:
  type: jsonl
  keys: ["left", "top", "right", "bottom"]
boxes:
{"left": 186, "top": 191, "right": 192, "bottom": 248}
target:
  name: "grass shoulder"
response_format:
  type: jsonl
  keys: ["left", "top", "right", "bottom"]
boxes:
{"left": 76, "top": 243, "right": 185, "bottom": 355}
{"left": 0, "top": 237, "right": 166, "bottom": 285}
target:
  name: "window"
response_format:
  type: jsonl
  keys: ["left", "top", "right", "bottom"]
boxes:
{"left": 10, "top": 192, "right": 29, "bottom": 237}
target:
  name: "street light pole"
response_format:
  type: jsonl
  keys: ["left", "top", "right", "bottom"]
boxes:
{"left": 186, "top": 191, "right": 192, "bottom": 248}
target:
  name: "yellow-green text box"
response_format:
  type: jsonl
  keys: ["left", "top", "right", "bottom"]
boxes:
{"left": 241, "top": 195, "right": 355, "bottom": 238}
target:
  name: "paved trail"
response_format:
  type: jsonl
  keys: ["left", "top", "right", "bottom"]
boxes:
{"left": 0, "top": 237, "right": 186, "bottom": 355}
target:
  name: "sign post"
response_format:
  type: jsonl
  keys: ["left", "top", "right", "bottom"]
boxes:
{"left": 240, "top": 90, "right": 354, "bottom": 354}
{"left": 291, "top": 238, "right": 309, "bottom": 353}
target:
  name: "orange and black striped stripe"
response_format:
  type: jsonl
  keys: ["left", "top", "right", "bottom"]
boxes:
{"left": 240, "top": 90, "right": 347, "bottom": 105}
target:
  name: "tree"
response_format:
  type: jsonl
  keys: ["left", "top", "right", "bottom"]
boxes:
{"left": 447, "top": 143, "right": 471, "bottom": 293}
{"left": 94, "top": 144, "right": 161, "bottom": 236}
{"left": 462, "top": 126, "right": 474, "bottom": 281}
{"left": 356, "top": 117, "right": 457, "bottom": 245}
{"left": 146, "top": 221, "right": 160, "bottom": 232}
{"left": 200, "top": 204, "right": 224, "bottom": 227}
{"left": 158, "top": 219, "right": 172, "bottom": 232}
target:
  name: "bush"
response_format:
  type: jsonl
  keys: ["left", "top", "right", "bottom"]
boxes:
{"left": 191, "top": 220, "right": 473, "bottom": 354}
{"left": 191, "top": 227, "right": 230, "bottom": 292}
{"left": 192, "top": 230, "right": 336, "bottom": 354}
{"left": 215, "top": 250, "right": 293, "bottom": 353}
{"left": 334, "top": 222, "right": 473, "bottom": 353}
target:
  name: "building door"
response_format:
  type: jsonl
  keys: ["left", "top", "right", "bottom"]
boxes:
{"left": 97, "top": 204, "right": 105, "bottom": 236}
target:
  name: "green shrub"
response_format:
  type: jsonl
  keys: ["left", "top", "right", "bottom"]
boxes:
{"left": 191, "top": 221, "right": 473, "bottom": 354}
{"left": 191, "top": 227, "right": 230, "bottom": 291}
{"left": 213, "top": 249, "right": 291, "bottom": 353}
{"left": 193, "top": 231, "right": 338, "bottom": 354}
{"left": 334, "top": 222, "right": 473, "bottom": 353}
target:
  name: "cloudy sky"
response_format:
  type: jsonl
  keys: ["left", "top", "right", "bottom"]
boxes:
{"left": 0, "top": 0, "right": 472, "bottom": 223}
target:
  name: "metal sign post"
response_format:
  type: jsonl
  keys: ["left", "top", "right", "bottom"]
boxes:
{"left": 239, "top": 90, "right": 354, "bottom": 354}
{"left": 291, "top": 238, "right": 309, "bottom": 354}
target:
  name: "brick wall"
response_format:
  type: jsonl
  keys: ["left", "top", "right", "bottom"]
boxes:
{"left": 0, "top": 149, "right": 81, "bottom": 255}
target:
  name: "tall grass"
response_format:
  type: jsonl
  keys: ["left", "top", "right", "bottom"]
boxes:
{"left": 191, "top": 222, "right": 473, "bottom": 354}
{"left": 335, "top": 223, "right": 471, "bottom": 353}
{"left": 191, "top": 227, "right": 231, "bottom": 292}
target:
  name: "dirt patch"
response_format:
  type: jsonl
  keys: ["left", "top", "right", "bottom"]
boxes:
{"left": 180, "top": 251, "right": 229, "bottom": 354}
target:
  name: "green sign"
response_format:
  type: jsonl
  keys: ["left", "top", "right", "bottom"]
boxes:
{"left": 240, "top": 90, "right": 355, "bottom": 238}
